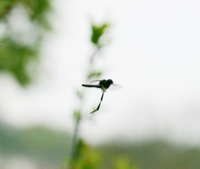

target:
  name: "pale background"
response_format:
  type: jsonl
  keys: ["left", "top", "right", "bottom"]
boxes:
{"left": 1, "top": 0, "right": 200, "bottom": 145}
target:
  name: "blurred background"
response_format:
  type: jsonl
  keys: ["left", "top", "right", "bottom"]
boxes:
{"left": 1, "top": 0, "right": 200, "bottom": 168}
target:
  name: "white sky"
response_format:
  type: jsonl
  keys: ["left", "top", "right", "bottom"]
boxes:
{"left": 1, "top": 0, "right": 200, "bottom": 145}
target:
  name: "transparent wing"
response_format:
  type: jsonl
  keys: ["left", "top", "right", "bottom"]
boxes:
{"left": 109, "top": 84, "right": 122, "bottom": 91}
{"left": 90, "top": 80, "right": 100, "bottom": 85}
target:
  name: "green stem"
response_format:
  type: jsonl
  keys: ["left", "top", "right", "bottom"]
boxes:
{"left": 70, "top": 116, "right": 81, "bottom": 160}
{"left": 69, "top": 47, "right": 101, "bottom": 161}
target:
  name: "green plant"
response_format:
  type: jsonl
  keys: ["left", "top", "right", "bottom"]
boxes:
{"left": 0, "top": 0, "right": 51, "bottom": 85}
{"left": 63, "top": 22, "right": 110, "bottom": 169}
{"left": 62, "top": 20, "right": 140, "bottom": 169}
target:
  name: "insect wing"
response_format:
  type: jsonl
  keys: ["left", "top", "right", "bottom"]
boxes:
{"left": 90, "top": 80, "right": 100, "bottom": 85}
{"left": 109, "top": 84, "right": 122, "bottom": 91}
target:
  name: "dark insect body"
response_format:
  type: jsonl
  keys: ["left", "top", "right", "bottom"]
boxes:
{"left": 82, "top": 79, "right": 114, "bottom": 113}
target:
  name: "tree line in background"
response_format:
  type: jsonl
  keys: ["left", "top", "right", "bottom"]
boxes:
{"left": 1, "top": 122, "right": 200, "bottom": 169}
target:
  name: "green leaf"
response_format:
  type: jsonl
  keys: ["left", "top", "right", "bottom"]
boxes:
{"left": 73, "top": 110, "right": 81, "bottom": 121}
{"left": 0, "top": 37, "right": 37, "bottom": 85}
{"left": 87, "top": 71, "right": 103, "bottom": 80}
{"left": 91, "top": 22, "right": 110, "bottom": 47}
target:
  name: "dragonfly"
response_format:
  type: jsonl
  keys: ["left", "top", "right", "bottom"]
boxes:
{"left": 82, "top": 79, "right": 120, "bottom": 114}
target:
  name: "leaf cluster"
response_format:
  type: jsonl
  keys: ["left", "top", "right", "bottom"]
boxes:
{"left": 0, "top": 37, "right": 36, "bottom": 85}
{"left": 0, "top": 0, "right": 51, "bottom": 86}
{"left": 0, "top": 0, "right": 51, "bottom": 28}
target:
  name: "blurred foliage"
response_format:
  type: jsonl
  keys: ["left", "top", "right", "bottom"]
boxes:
{"left": 2, "top": 121, "right": 200, "bottom": 169}
{"left": 0, "top": 122, "right": 70, "bottom": 162}
{"left": 0, "top": 0, "right": 51, "bottom": 28}
{"left": 0, "top": 0, "right": 15, "bottom": 18}
{"left": 67, "top": 139, "right": 102, "bottom": 169}
{"left": 0, "top": 0, "right": 51, "bottom": 86}
{"left": 112, "top": 156, "right": 139, "bottom": 169}
{"left": 73, "top": 109, "right": 81, "bottom": 122}
{"left": 87, "top": 71, "right": 103, "bottom": 80}
{"left": 0, "top": 37, "right": 36, "bottom": 84}
{"left": 91, "top": 23, "right": 110, "bottom": 48}
{"left": 20, "top": 126, "right": 70, "bottom": 160}
{"left": 76, "top": 90, "right": 84, "bottom": 100}
{"left": 100, "top": 141, "right": 200, "bottom": 169}
{"left": 0, "top": 122, "right": 22, "bottom": 153}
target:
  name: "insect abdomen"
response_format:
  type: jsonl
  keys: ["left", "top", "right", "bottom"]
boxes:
{"left": 82, "top": 84, "right": 101, "bottom": 88}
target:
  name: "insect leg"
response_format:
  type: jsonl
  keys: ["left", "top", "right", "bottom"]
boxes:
{"left": 90, "top": 92, "right": 104, "bottom": 114}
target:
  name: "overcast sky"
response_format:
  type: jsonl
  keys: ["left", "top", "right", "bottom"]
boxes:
{"left": 1, "top": 0, "right": 200, "bottom": 145}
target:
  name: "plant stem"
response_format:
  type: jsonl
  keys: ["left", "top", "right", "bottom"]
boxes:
{"left": 70, "top": 116, "right": 81, "bottom": 159}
